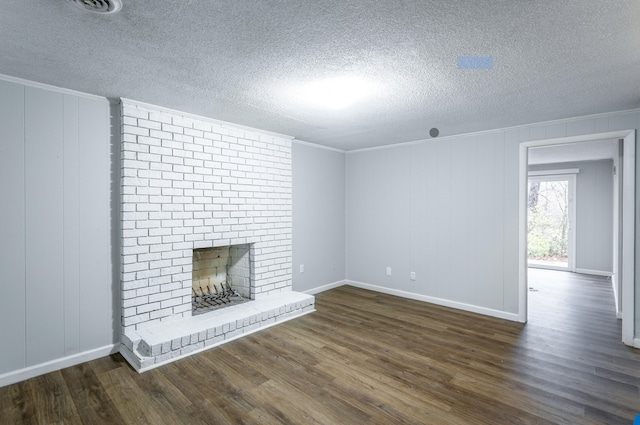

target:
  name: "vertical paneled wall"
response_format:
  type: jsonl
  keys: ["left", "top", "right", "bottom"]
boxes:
{"left": 292, "top": 142, "right": 346, "bottom": 292}
{"left": 0, "top": 79, "right": 115, "bottom": 376}
{"left": 346, "top": 136, "right": 509, "bottom": 314}
{"left": 24, "top": 86, "right": 66, "bottom": 365}
{"left": 346, "top": 111, "right": 639, "bottom": 318}
{"left": 0, "top": 80, "right": 26, "bottom": 373}
{"left": 577, "top": 160, "right": 615, "bottom": 273}
{"left": 78, "top": 97, "right": 113, "bottom": 351}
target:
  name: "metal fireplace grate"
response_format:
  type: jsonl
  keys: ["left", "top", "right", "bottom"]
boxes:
{"left": 192, "top": 282, "right": 247, "bottom": 315}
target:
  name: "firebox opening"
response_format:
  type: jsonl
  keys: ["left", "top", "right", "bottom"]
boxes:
{"left": 192, "top": 244, "right": 252, "bottom": 315}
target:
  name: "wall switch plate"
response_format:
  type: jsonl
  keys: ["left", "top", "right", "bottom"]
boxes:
{"left": 410, "top": 271, "right": 416, "bottom": 280}
{"left": 300, "top": 264, "right": 304, "bottom": 273}
{"left": 386, "top": 267, "right": 392, "bottom": 276}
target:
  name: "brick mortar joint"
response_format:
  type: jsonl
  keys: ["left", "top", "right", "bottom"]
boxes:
{"left": 119, "top": 101, "right": 294, "bottom": 331}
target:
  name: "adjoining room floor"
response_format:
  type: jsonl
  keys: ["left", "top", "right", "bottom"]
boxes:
{"left": 2, "top": 276, "right": 639, "bottom": 424}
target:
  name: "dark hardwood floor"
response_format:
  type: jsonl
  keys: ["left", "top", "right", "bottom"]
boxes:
{"left": 2, "top": 271, "right": 640, "bottom": 424}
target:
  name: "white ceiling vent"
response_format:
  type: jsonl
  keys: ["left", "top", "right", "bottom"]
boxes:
{"left": 69, "top": 0, "right": 122, "bottom": 14}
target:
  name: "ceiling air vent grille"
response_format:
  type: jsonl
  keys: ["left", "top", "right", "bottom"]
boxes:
{"left": 69, "top": 0, "right": 122, "bottom": 14}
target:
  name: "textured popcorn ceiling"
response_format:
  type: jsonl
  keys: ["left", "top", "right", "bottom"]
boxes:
{"left": 1, "top": 1, "right": 639, "bottom": 150}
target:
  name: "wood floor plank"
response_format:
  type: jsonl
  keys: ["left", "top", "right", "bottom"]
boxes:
{"left": 60, "top": 362, "right": 126, "bottom": 425}
{"left": 89, "top": 353, "right": 129, "bottom": 376}
{"left": 133, "top": 367, "right": 193, "bottom": 416}
{"left": 0, "top": 380, "right": 38, "bottom": 425}
{"left": 320, "top": 378, "right": 424, "bottom": 425}
{"left": 2, "top": 269, "right": 640, "bottom": 424}
{"left": 28, "top": 371, "right": 77, "bottom": 424}
{"left": 97, "top": 365, "right": 182, "bottom": 425}
{"left": 162, "top": 354, "right": 268, "bottom": 425}
{"left": 249, "top": 378, "right": 334, "bottom": 425}
{"left": 318, "top": 352, "right": 455, "bottom": 422}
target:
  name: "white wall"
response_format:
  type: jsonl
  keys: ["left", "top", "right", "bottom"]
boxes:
{"left": 292, "top": 142, "right": 346, "bottom": 292}
{"left": 346, "top": 111, "right": 639, "bottom": 321}
{"left": 0, "top": 78, "right": 117, "bottom": 385}
{"left": 529, "top": 160, "right": 614, "bottom": 274}
{"left": 346, "top": 134, "right": 516, "bottom": 317}
{"left": 1, "top": 72, "right": 639, "bottom": 384}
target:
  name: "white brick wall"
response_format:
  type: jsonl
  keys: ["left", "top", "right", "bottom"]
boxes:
{"left": 120, "top": 100, "right": 293, "bottom": 334}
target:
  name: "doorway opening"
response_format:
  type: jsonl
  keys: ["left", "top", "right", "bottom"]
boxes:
{"left": 527, "top": 173, "right": 576, "bottom": 271}
{"left": 518, "top": 130, "right": 635, "bottom": 347}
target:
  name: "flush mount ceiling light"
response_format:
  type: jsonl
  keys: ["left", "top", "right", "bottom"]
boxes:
{"left": 68, "top": 0, "right": 122, "bottom": 14}
{"left": 297, "top": 76, "right": 381, "bottom": 110}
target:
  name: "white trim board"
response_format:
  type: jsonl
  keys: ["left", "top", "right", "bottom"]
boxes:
{"left": 301, "top": 278, "right": 520, "bottom": 322}
{"left": 528, "top": 168, "right": 579, "bottom": 176}
{"left": 620, "top": 130, "right": 635, "bottom": 345}
{"left": 0, "top": 344, "right": 119, "bottom": 388}
{"left": 575, "top": 268, "right": 613, "bottom": 277}
{"left": 293, "top": 139, "right": 346, "bottom": 153}
{"left": 611, "top": 274, "right": 620, "bottom": 318}
{"left": 528, "top": 264, "right": 570, "bottom": 273}
{"left": 347, "top": 109, "right": 640, "bottom": 154}
{"left": 0, "top": 73, "right": 110, "bottom": 103}
{"left": 345, "top": 280, "right": 520, "bottom": 322}
{"left": 303, "top": 280, "right": 347, "bottom": 295}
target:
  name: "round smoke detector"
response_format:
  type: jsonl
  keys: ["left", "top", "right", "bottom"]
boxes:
{"left": 69, "top": 0, "right": 122, "bottom": 14}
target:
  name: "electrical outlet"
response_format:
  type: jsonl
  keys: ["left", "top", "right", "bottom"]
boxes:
{"left": 300, "top": 264, "right": 304, "bottom": 273}
{"left": 410, "top": 271, "right": 416, "bottom": 281}
{"left": 386, "top": 267, "right": 392, "bottom": 276}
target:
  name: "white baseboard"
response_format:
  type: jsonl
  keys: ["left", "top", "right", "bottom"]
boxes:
{"left": 0, "top": 344, "right": 119, "bottom": 388}
{"left": 575, "top": 268, "right": 613, "bottom": 277}
{"left": 634, "top": 338, "right": 640, "bottom": 349}
{"left": 302, "top": 280, "right": 347, "bottom": 295}
{"left": 611, "top": 274, "right": 621, "bottom": 318}
{"left": 345, "top": 280, "right": 520, "bottom": 322}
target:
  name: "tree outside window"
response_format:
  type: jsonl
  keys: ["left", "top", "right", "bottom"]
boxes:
{"left": 527, "top": 180, "right": 569, "bottom": 263}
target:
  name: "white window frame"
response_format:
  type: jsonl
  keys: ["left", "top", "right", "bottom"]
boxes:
{"left": 526, "top": 172, "right": 577, "bottom": 272}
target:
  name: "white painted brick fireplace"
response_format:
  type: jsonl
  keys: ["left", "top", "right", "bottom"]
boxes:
{"left": 118, "top": 99, "right": 314, "bottom": 371}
